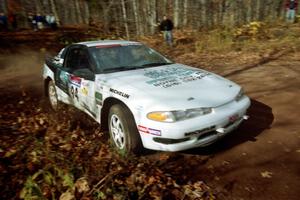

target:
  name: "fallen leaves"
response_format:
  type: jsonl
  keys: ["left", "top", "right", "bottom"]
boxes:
{"left": 261, "top": 171, "right": 273, "bottom": 178}
{"left": 0, "top": 69, "right": 216, "bottom": 200}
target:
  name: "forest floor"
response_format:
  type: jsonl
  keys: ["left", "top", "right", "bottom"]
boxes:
{"left": 0, "top": 24, "right": 299, "bottom": 200}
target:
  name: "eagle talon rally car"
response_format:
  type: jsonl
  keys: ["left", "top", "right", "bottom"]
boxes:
{"left": 43, "top": 40, "right": 250, "bottom": 155}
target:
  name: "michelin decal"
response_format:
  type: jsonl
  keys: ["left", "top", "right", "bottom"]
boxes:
{"left": 110, "top": 88, "right": 130, "bottom": 99}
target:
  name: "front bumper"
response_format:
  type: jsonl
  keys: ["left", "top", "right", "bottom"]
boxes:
{"left": 137, "top": 97, "right": 251, "bottom": 151}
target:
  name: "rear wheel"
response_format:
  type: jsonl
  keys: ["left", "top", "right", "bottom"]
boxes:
{"left": 47, "top": 80, "right": 60, "bottom": 111}
{"left": 108, "top": 104, "right": 143, "bottom": 156}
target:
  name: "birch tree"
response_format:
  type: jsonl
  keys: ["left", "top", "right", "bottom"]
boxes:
{"left": 74, "top": 0, "right": 83, "bottom": 24}
{"left": 49, "top": 0, "right": 60, "bottom": 25}
{"left": 82, "top": 0, "right": 89, "bottom": 24}
{"left": 121, "top": 0, "right": 129, "bottom": 39}
{"left": 148, "top": 0, "right": 157, "bottom": 34}
{"left": 183, "top": 0, "right": 188, "bottom": 26}
{"left": 132, "top": 0, "right": 140, "bottom": 35}
{"left": 173, "top": 0, "right": 179, "bottom": 28}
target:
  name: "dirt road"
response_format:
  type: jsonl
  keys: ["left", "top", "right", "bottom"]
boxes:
{"left": 0, "top": 45, "right": 299, "bottom": 199}
{"left": 184, "top": 51, "right": 300, "bottom": 199}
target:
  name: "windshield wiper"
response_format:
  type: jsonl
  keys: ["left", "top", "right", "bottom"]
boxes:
{"left": 102, "top": 66, "right": 139, "bottom": 72}
{"left": 141, "top": 62, "right": 173, "bottom": 67}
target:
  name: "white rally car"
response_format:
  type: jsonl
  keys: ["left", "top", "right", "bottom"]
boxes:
{"left": 43, "top": 40, "right": 250, "bottom": 155}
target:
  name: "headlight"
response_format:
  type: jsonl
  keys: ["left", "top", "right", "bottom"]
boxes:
{"left": 235, "top": 88, "right": 244, "bottom": 101}
{"left": 147, "top": 107, "right": 212, "bottom": 123}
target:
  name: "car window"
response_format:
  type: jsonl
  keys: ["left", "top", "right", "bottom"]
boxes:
{"left": 65, "top": 48, "right": 90, "bottom": 70}
{"left": 89, "top": 45, "right": 173, "bottom": 73}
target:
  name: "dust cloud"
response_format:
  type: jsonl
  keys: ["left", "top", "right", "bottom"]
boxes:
{"left": 0, "top": 50, "right": 46, "bottom": 94}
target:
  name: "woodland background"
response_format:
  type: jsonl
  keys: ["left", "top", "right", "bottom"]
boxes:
{"left": 0, "top": 0, "right": 296, "bottom": 37}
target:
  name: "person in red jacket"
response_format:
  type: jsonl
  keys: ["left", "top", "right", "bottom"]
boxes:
{"left": 286, "top": 0, "right": 298, "bottom": 23}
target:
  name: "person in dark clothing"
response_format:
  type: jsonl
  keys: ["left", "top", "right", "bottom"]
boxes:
{"left": 286, "top": 0, "right": 298, "bottom": 23}
{"left": 0, "top": 12, "right": 8, "bottom": 31}
{"left": 46, "top": 13, "right": 57, "bottom": 30}
{"left": 36, "top": 13, "right": 44, "bottom": 30}
{"left": 159, "top": 15, "right": 174, "bottom": 46}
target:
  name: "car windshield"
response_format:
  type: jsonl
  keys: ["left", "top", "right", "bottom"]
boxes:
{"left": 89, "top": 44, "right": 173, "bottom": 73}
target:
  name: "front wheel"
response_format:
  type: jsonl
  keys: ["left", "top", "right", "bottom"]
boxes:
{"left": 47, "top": 80, "right": 60, "bottom": 111}
{"left": 108, "top": 104, "right": 143, "bottom": 156}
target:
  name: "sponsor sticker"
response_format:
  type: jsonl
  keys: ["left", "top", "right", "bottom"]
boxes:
{"left": 69, "top": 75, "right": 81, "bottom": 87}
{"left": 138, "top": 125, "right": 161, "bottom": 136}
{"left": 229, "top": 114, "right": 239, "bottom": 123}
{"left": 70, "top": 86, "right": 79, "bottom": 100}
{"left": 81, "top": 87, "right": 88, "bottom": 96}
{"left": 144, "top": 66, "right": 210, "bottom": 88}
{"left": 95, "top": 92, "right": 102, "bottom": 105}
{"left": 59, "top": 71, "right": 69, "bottom": 85}
{"left": 81, "top": 81, "right": 90, "bottom": 87}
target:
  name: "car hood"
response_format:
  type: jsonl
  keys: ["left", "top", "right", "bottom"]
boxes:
{"left": 96, "top": 64, "right": 241, "bottom": 108}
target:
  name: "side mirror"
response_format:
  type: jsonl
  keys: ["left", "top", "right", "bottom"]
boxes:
{"left": 73, "top": 68, "right": 95, "bottom": 81}
{"left": 54, "top": 56, "right": 64, "bottom": 65}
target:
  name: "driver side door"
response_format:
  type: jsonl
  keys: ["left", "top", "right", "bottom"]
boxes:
{"left": 56, "top": 46, "right": 97, "bottom": 117}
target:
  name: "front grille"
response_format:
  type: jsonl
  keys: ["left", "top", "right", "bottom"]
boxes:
{"left": 224, "top": 117, "right": 242, "bottom": 128}
{"left": 185, "top": 125, "right": 216, "bottom": 137}
{"left": 197, "top": 131, "right": 217, "bottom": 140}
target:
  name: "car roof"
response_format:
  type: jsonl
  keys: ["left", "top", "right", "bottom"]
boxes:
{"left": 77, "top": 40, "right": 141, "bottom": 47}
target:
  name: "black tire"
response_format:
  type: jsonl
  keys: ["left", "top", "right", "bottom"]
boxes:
{"left": 108, "top": 104, "right": 143, "bottom": 156}
{"left": 47, "top": 80, "right": 61, "bottom": 111}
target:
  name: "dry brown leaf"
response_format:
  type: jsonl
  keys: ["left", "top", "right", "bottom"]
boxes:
{"left": 261, "top": 171, "right": 273, "bottom": 178}
{"left": 75, "top": 177, "right": 90, "bottom": 193}
{"left": 59, "top": 190, "right": 75, "bottom": 200}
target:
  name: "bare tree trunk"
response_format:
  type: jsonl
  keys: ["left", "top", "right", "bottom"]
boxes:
{"left": 139, "top": 1, "right": 145, "bottom": 36}
{"left": 276, "top": 0, "right": 285, "bottom": 18}
{"left": 144, "top": 0, "right": 149, "bottom": 34}
{"left": 83, "top": 0, "right": 89, "bottom": 24}
{"left": 121, "top": 0, "right": 129, "bottom": 39}
{"left": 162, "top": 0, "right": 167, "bottom": 15}
{"left": 219, "top": 0, "right": 226, "bottom": 26}
{"left": 183, "top": 0, "right": 188, "bottom": 26}
{"left": 148, "top": 0, "right": 157, "bottom": 34}
{"left": 246, "top": 0, "right": 252, "bottom": 22}
{"left": 74, "top": 0, "right": 83, "bottom": 24}
{"left": 112, "top": 6, "right": 120, "bottom": 35}
{"left": 1, "top": 0, "right": 8, "bottom": 13}
{"left": 68, "top": 0, "right": 77, "bottom": 24}
{"left": 173, "top": 0, "right": 179, "bottom": 28}
{"left": 34, "top": 0, "right": 42, "bottom": 13}
{"left": 49, "top": 0, "right": 60, "bottom": 25}
{"left": 132, "top": 0, "right": 139, "bottom": 35}
{"left": 195, "top": 1, "right": 202, "bottom": 29}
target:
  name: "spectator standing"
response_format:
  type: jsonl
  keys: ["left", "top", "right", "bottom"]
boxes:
{"left": 0, "top": 12, "right": 8, "bottom": 31}
{"left": 46, "top": 13, "right": 57, "bottom": 30}
{"left": 159, "top": 15, "right": 174, "bottom": 46}
{"left": 36, "top": 13, "right": 44, "bottom": 30}
{"left": 286, "top": 0, "right": 298, "bottom": 23}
